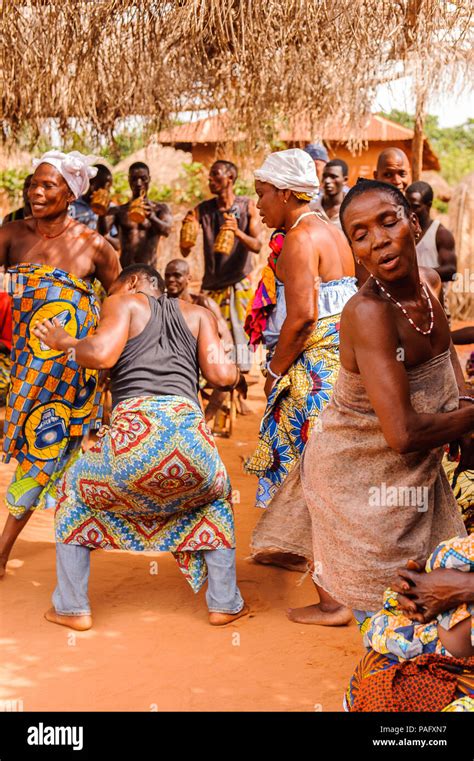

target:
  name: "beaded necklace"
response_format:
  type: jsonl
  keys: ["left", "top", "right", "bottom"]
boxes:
{"left": 371, "top": 275, "right": 434, "bottom": 336}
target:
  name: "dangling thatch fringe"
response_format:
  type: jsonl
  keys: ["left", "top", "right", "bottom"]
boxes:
{"left": 0, "top": 1, "right": 472, "bottom": 148}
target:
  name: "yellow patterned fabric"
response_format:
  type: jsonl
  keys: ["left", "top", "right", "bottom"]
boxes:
{"left": 357, "top": 535, "right": 474, "bottom": 661}
{"left": 4, "top": 264, "right": 102, "bottom": 518}
{"left": 245, "top": 313, "right": 341, "bottom": 508}
{"left": 442, "top": 696, "right": 474, "bottom": 712}
{"left": 443, "top": 452, "right": 474, "bottom": 535}
{"left": 0, "top": 353, "right": 11, "bottom": 406}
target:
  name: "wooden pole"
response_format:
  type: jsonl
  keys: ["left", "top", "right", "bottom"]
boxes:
{"left": 412, "top": 91, "right": 426, "bottom": 182}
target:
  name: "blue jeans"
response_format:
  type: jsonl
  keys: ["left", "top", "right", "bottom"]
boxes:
{"left": 52, "top": 543, "right": 244, "bottom": 615}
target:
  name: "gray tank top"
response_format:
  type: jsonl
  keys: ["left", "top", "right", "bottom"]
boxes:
{"left": 111, "top": 294, "right": 200, "bottom": 409}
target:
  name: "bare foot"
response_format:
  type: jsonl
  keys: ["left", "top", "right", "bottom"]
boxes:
{"left": 237, "top": 397, "right": 252, "bottom": 416}
{"left": 44, "top": 607, "right": 92, "bottom": 631}
{"left": 209, "top": 603, "right": 250, "bottom": 626}
{"left": 287, "top": 603, "right": 353, "bottom": 626}
{"left": 252, "top": 551, "right": 308, "bottom": 573}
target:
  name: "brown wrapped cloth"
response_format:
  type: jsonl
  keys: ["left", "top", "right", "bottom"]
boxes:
{"left": 253, "top": 349, "right": 466, "bottom": 611}
{"left": 352, "top": 654, "right": 474, "bottom": 712}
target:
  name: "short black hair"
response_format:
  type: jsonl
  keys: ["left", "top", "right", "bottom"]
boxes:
{"left": 325, "top": 158, "right": 349, "bottom": 177}
{"left": 129, "top": 161, "right": 150, "bottom": 175}
{"left": 339, "top": 178, "right": 411, "bottom": 239}
{"left": 211, "top": 160, "right": 238, "bottom": 182}
{"left": 117, "top": 264, "right": 165, "bottom": 292}
{"left": 406, "top": 180, "right": 433, "bottom": 206}
{"left": 93, "top": 164, "right": 113, "bottom": 182}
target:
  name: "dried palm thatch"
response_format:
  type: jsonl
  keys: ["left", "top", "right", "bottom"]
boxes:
{"left": 448, "top": 172, "right": 474, "bottom": 321}
{"left": 0, "top": 1, "right": 472, "bottom": 149}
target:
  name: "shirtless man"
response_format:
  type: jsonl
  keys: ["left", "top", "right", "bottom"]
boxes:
{"left": 0, "top": 150, "right": 120, "bottom": 577}
{"left": 164, "top": 258, "right": 233, "bottom": 349}
{"left": 99, "top": 161, "right": 172, "bottom": 268}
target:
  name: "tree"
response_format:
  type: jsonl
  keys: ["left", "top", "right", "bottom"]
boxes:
{"left": 381, "top": 111, "right": 474, "bottom": 185}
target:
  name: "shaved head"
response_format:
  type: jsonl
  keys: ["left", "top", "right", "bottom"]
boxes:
{"left": 165, "top": 258, "right": 190, "bottom": 297}
{"left": 376, "top": 148, "right": 409, "bottom": 171}
{"left": 374, "top": 148, "right": 412, "bottom": 193}
{"left": 165, "top": 258, "right": 189, "bottom": 276}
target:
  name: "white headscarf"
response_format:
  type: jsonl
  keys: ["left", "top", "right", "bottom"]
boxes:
{"left": 254, "top": 148, "right": 319, "bottom": 198}
{"left": 32, "top": 150, "right": 98, "bottom": 199}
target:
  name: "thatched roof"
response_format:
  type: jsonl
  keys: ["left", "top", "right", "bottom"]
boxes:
{"left": 0, "top": 1, "right": 472, "bottom": 148}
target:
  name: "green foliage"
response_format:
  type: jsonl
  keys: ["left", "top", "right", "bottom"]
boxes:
{"left": 0, "top": 168, "right": 29, "bottom": 205}
{"left": 110, "top": 171, "right": 173, "bottom": 205}
{"left": 432, "top": 198, "right": 448, "bottom": 215}
{"left": 109, "top": 171, "right": 131, "bottom": 204}
{"left": 174, "top": 162, "right": 208, "bottom": 205}
{"left": 100, "top": 128, "right": 146, "bottom": 165}
{"left": 234, "top": 177, "right": 255, "bottom": 197}
{"left": 380, "top": 110, "right": 474, "bottom": 185}
{"left": 148, "top": 184, "right": 173, "bottom": 202}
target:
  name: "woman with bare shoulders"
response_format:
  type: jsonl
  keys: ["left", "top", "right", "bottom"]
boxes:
{"left": 286, "top": 178, "right": 473, "bottom": 627}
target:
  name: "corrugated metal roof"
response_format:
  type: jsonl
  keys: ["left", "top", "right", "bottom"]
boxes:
{"left": 157, "top": 112, "right": 440, "bottom": 171}
{"left": 158, "top": 113, "right": 415, "bottom": 144}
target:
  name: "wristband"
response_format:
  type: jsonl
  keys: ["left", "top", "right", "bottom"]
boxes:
{"left": 231, "top": 366, "right": 241, "bottom": 390}
{"left": 266, "top": 362, "right": 282, "bottom": 381}
{"left": 459, "top": 396, "right": 474, "bottom": 404}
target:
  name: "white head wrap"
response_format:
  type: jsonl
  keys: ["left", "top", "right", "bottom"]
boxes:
{"left": 254, "top": 148, "right": 319, "bottom": 198}
{"left": 32, "top": 150, "right": 99, "bottom": 199}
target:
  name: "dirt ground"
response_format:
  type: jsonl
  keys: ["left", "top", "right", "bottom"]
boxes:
{"left": 0, "top": 340, "right": 471, "bottom": 713}
{"left": 0, "top": 372, "right": 365, "bottom": 713}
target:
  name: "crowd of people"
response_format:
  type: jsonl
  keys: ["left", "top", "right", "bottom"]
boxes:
{"left": 0, "top": 141, "right": 472, "bottom": 712}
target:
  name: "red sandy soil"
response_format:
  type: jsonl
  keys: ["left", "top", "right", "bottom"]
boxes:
{"left": 0, "top": 375, "right": 364, "bottom": 713}
{"left": 0, "top": 339, "right": 471, "bottom": 713}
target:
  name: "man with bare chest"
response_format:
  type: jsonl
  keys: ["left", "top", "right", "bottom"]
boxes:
{"left": 99, "top": 162, "right": 172, "bottom": 268}
{"left": 0, "top": 150, "right": 120, "bottom": 577}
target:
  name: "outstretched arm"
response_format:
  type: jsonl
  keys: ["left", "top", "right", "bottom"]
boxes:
{"left": 32, "top": 294, "right": 132, "bottom": 369}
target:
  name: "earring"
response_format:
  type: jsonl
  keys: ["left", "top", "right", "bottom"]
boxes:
{"left": 284, "top": 199, "right": 288, "bottom": 204}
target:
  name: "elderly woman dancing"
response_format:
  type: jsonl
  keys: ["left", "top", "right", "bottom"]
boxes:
{"left": 283, "top": 178, "right": 473, "bottom": 627}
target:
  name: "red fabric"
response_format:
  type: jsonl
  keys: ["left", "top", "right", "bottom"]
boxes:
{"left": 352, "top": 654, "right": 474, "bottom": 712}
{"left": 0, "top": 292, "right": 12, "bottom": 352}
